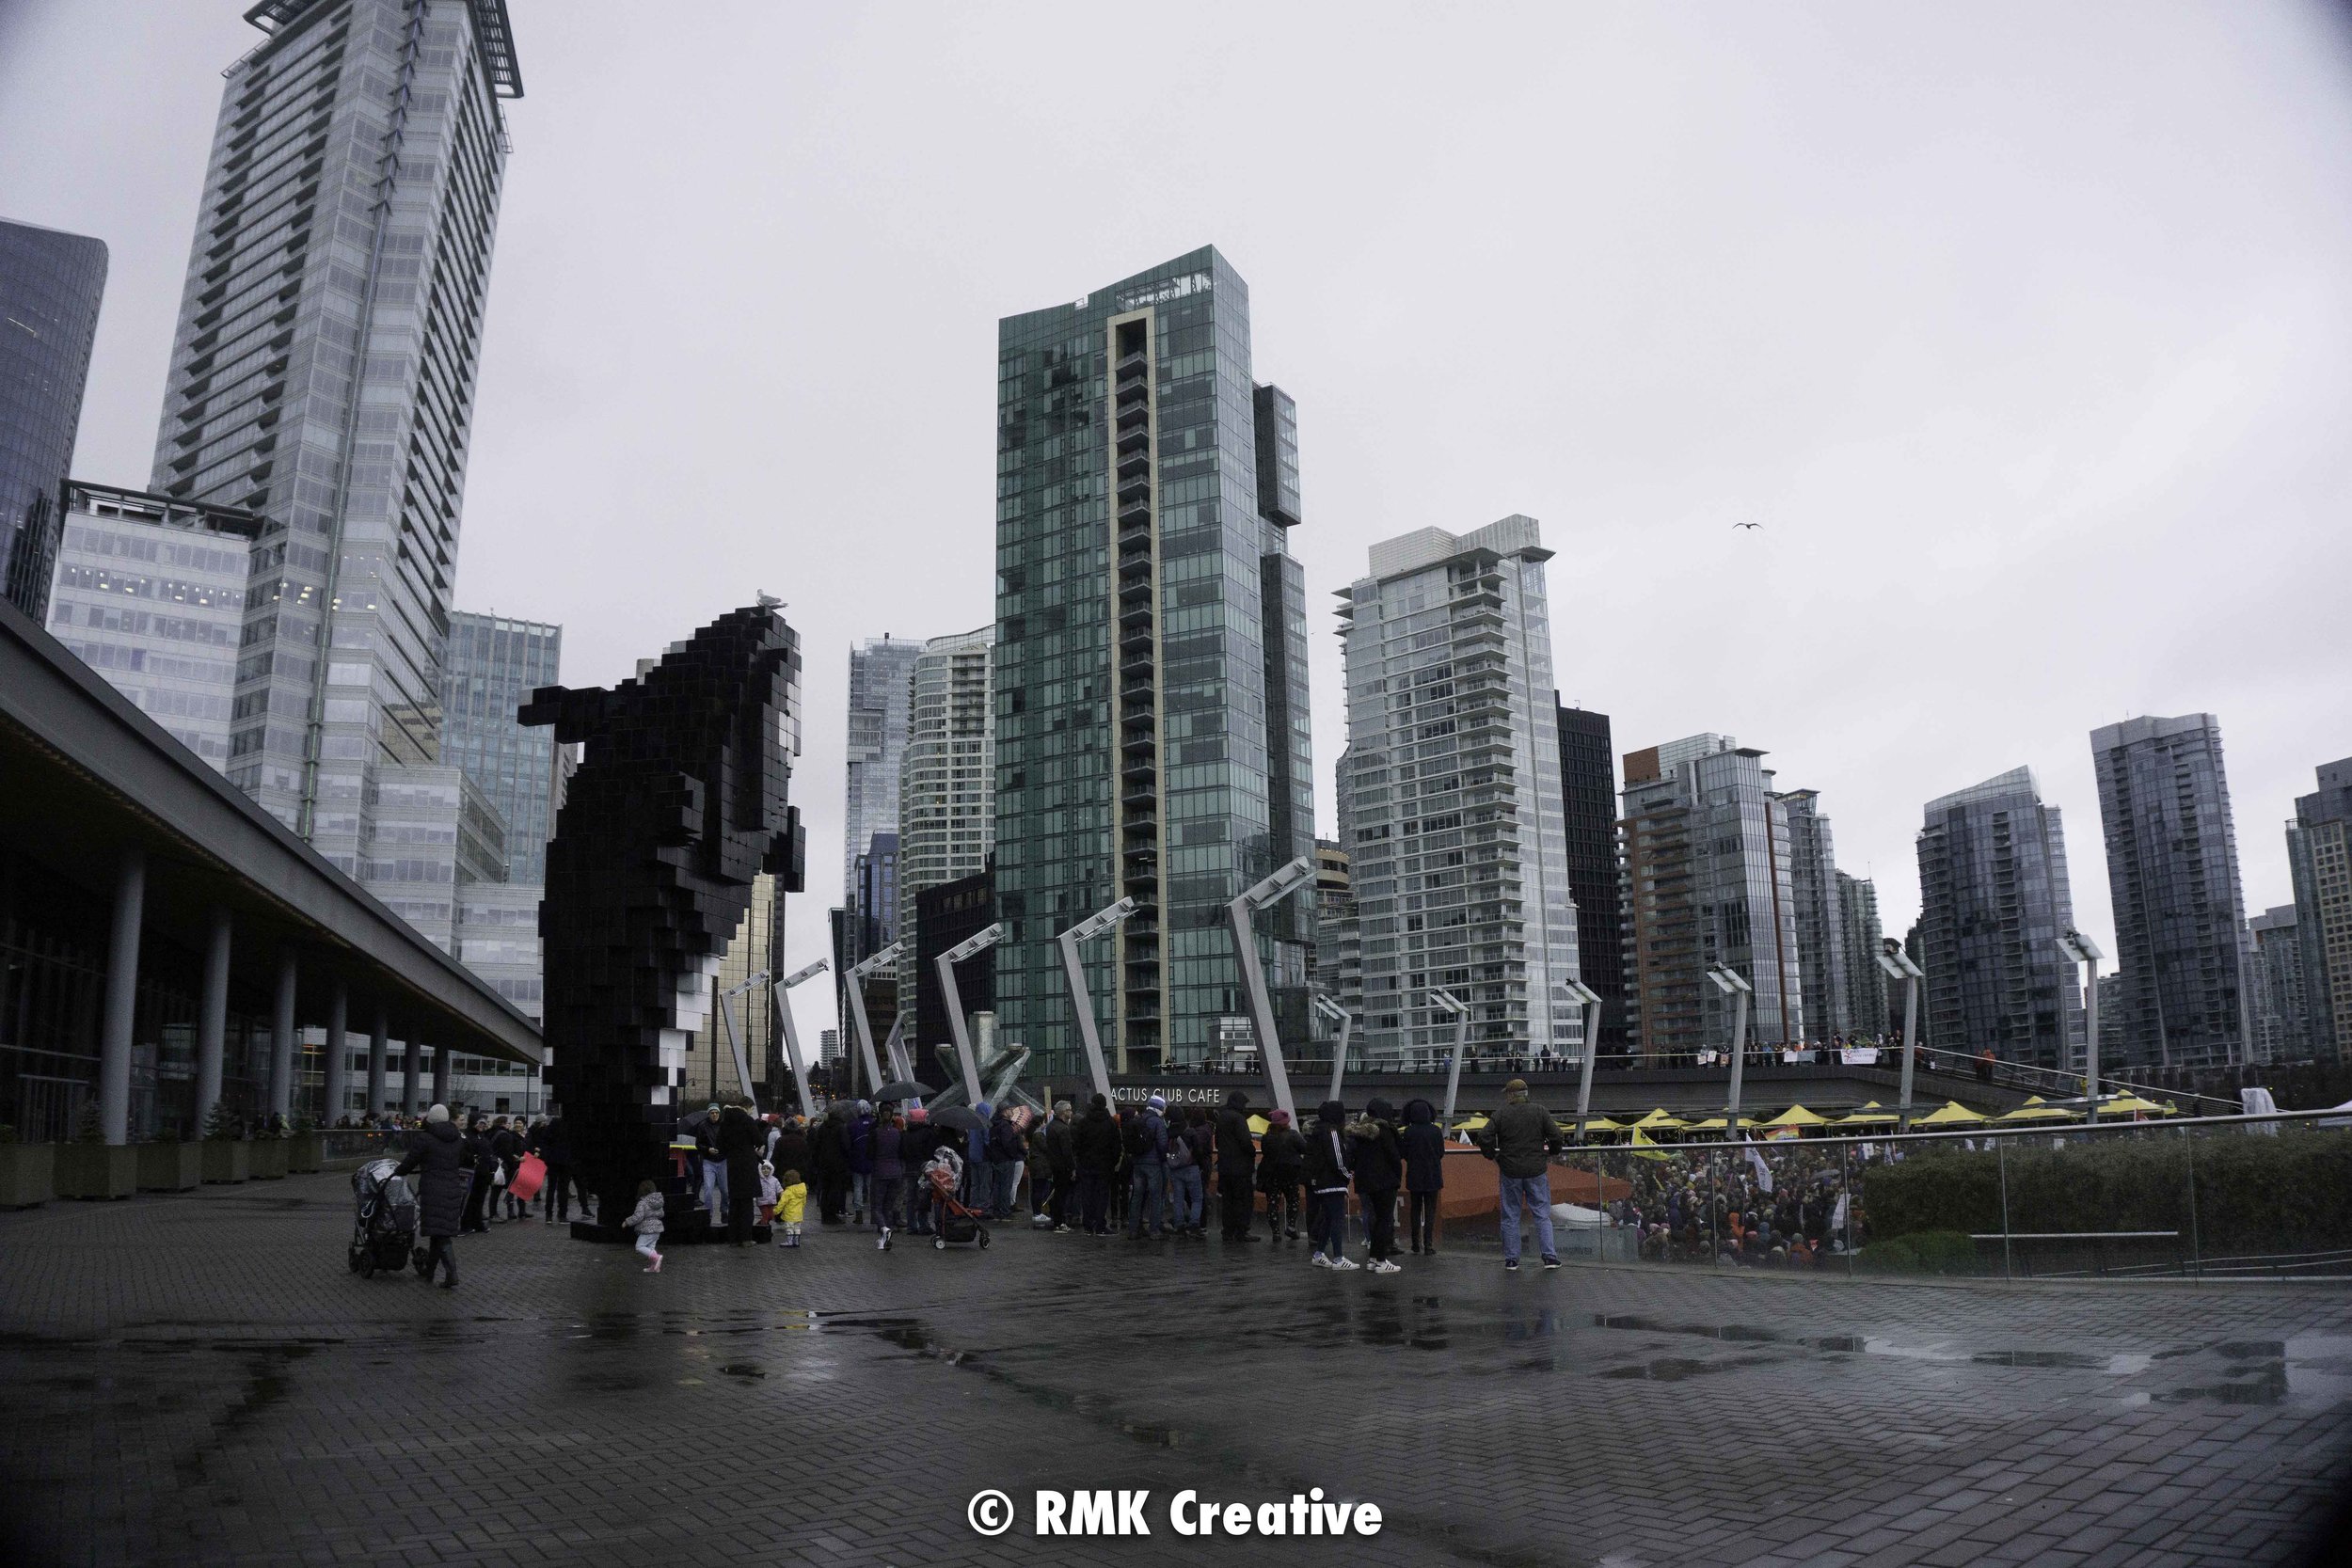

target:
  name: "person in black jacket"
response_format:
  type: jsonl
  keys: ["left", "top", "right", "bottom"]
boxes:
{"left": 1072, "top": 1095, "right": 1121, "bottom": 1236}
{"left": 1399, "top": 1098, "right": 1446, "bottom": 1256}
{"left": 1256, "top": 1109, "right": 1306, "bottom": 1241}
{"left": 1213, "top": 1089, "right": 1260, "bottom": 1243}
{"left": 719, "top": 1101, "right": 765, "bottom": 1244}
{"left": 1302, "top": 1100, "right": 1355, "bottom": 1269}
{"left": 537, "top": 1109, "right": 581, "bottom": 1225}
{"left": 1043, "top": 1102, "right": 1077, "bottom": 1232}
{"left": 1349, "top": 1098, "right": 1405, "bottom": 1272}
{"left": 392, "top": 1104, "right": 467, "bottom": 1288}
{"left": 490, "top": 1117, "right": 527, "bottom": 1221}
{"left": 460, "top": 1115, "right": 494, "bottom": 1232}
{"left": 898, "top": 1108, "right": 940, "bottom": 1235}
{"left": 814, "top": 1105, "right": 851, "bottom": 1225}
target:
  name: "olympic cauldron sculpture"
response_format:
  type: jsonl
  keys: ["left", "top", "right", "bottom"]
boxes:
{"left": 521, "top": 605, "right": 804, "bottom": 1230}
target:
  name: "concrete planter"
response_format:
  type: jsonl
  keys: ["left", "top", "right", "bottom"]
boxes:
{"left": 0, "top": 1143, "right": 55, "bottom": 1209}
{"left": 137, "top": 1141, "right": 203, "bottom": 1192}
{"left": 55, "top": 1143, "right": 138, "bottom": 1200}
{"left": 285, "top": 1132, "right": 324, "bottom": 1174}
{"left": 248, "top": 1139, "right": 289, "bottom": 1180}
{"left": 201, "top": 1140, "right": 249, "bottom": 1183}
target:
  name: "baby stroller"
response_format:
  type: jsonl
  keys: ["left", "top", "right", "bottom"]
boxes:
{"left": 347, "top": 1158, "right": 418, "bottom": 1278}
{"left": 928, "top": 1164, "right": 991, "bottom": 1251}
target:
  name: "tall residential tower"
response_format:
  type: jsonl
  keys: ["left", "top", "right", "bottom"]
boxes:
{"left": 155, "top": 0, "right": 520, "bottom": 861}
{"left": 1338, "top": 516, "right": 1580, "bottom": 1064}
{"left": 0, "top": 218, "right": 107, "bottom": 616}
{"left": 2090, "top": 714, "right": 2250, "bottom": 1068}
{"left": 994, "top": 247, "right": 1315, "bottom": 1076}
{"left": 1915, "top": 767, "right": 2084, "bottom": 1069}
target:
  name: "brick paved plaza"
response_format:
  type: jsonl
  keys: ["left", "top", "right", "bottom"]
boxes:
{"left": 1, "top": 1174, "right": 2347, "bottom": 1568}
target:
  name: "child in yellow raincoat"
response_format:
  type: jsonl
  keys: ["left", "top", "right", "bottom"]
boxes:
{"left": 773, "top": 1166, "right": 808, "bottom": 1247}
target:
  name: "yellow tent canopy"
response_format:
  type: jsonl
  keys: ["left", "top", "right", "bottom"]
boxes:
{"left": 1996, "top": 1096, "right": 2077, "bottom": 1122}
{"left": 1915, "top": 1101, "right": 1987, "bottom": 1126}
{"left": 1450, "top": 1114, "right": 1490, "bottom": 1134}
{"left": 1579, "top": 1116, "right": 1626, "bottom": 1132}
{"left": 2098, "top": 1094, "right": 2167, "bottom": 1117}
{"left": 1685, "top": 1115, "right": 1760, "bottom": 1131}
{"left": 1836, "top": 1102, "right": 1899, "bottom": 1125}
{"left": 1631, "top": 1109, "right": 1688, "bottom": 1129}
{"left": 1765, "top": 1104, "right": 1828, "bottom": 1127}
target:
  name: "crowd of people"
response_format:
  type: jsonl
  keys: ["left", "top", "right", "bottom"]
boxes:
{"left": 1571, "top": 1141, "right": 1888, "bottom": 1268}
{"left": 389, "top": 1104, "right": 591, "bottom": 1288}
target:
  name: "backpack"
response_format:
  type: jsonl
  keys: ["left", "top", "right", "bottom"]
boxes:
{"left": 1168, "top": 1131, "right": 1196, "bottom": 1169}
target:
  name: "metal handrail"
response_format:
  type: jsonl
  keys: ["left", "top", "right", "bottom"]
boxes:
{"left": 1541, "top": 1104, "right": 2348, "bottom": 1159}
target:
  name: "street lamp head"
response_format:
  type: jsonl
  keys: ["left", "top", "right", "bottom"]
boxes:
{"left": 1705, "top": 964, "right": 1752, "bottom": 996}
{"left": 2056, "top": 929, "right": 2104, "bottom": 965}
{"left": 1238, "top": 855, "right": 1316, "bottom": 911}
{"left": 1313, "top": 994, "right": 1349, "bottom": 1022}
{"left": 777, "top": 959, "right": 828, "bottom": 989}
{"left": 1427, "top": 988, "right": 1467, "bottom": 1017}
{"left": 1560, "top": 978, "right": 1602, "bottom": 1007}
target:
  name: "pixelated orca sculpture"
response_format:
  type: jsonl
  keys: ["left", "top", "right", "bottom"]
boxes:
{"left": 520, "top": 606, "right": 805, "bottom": 1234}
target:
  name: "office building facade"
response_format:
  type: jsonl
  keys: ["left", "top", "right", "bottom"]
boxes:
{"left": 1556, "top": 702, "right": 1627, "bottom": 1051}
{"left": 154, "top": 0, "right": 519, "bottom": 857}
{"left": 1311, "top": 837, "right": 1359, "bottom": 1049}
{"left": 442, "top": 611, "right": 562, "bottom": 884}
{"left": 40, "top": 481, "right": 261, "bottom": 768}
{"left": 843, "top": 635, "right": 922, "bottom": 902}
{"left": 1620, "top": 735, "right": 1803, "bottom": 1057}
{"left": 994, "top": 247, "right": 1314, "bottom": 1077}
{"left": 0, "top": 218, "right": 107, "bottom": 616}
{"left": 896, "top": 626, "right": 994, "bottom": 1022}
{"left": 691, "top": 870, "right": 780, "bottom": 1104}
{"left": 2288, "top": 757, "right": 2352, "bottom": 1064}
{"left": 1915, "top": 767, "right": 2084, "bottom": 1069}
{"left": 1773, "top": 788, "right": 1850, "bottom": 1042}
{"left": 913, "top": 863, "right": 994, "bottom": 1071}
{"left": 2090, "top": 714, "right": 2251, "bottom": 1068}
{"left": 1836, "top": 871, "right": 1888, "bottom": 1039}
{"left": 1338, "top": 516, "right": 1580, "bottom": 1064}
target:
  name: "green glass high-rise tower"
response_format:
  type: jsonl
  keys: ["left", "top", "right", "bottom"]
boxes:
{"left": 994, "top": 247, "right": 1313, "bottom": 1077}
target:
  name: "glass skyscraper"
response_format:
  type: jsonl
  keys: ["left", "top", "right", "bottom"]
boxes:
{"left": 1915, "top": 767, "right": 2084, "bottom": 1069}
{"left": 1836, "top": 871, "right": 1888, "bottom": 1037}
{"left": 896, "top": 626, "right": 993, "bottom": 1023}
{"left": 2287, "top": 757, "right": 2352, "bottom": 1065}
{"left": 0, "top": 218, "right": 107, "bottom": 617}
{"left": 1554, "top": 703, "right": 1626, "bottom": 1050}
{"left": 2091, "top": 713, "right": 2251, "bottom": 1069}
{"left": 40, "top": 481, "right": 261, "bottom": 769}
{"left": 843, "top": 635, "right": 923, "bottom": 904}
{"left": 1772, "top": 788, "right": 1851, "bottom": 1041}
{"left": 442, "top": 610, "right": 562, "bottom": 884}
{"left": 1620, "top": 735, "right": 1804, "bottom": 1056}
{"left": 152, "top": 0, "right": 520, "bottom": 863}
{"left": 1339, "top": 516, "right": 1581, "bottom": 1065}
{"left": 995, "top": 247, "right": 1314, "bottom": 1075}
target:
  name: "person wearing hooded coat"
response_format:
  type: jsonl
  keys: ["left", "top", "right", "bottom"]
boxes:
{"left": 1347, "top": 1098, "right": 1406, "bottom": 1271}
{"left": 1399, "top": 1098, "right": 1447, "bottom": 1255}
{"left": 1302, "top": 1100, "right": 1355, "bottom": 1267}
{"left": 393, "top": 1103, "right": 468, "bottom": 1288}
{"left": 459, "top": 1115, "right": 494, "bottom": 1233}
{"left": 814, "top": 1105, "right": 852, "bottom": 1225}
{"left": 1256, "top": 1108, "right": 1306, "bottom": 1241}
{"left": 1071, "top": 1094, "right": 1121, "bottom": 1236}
{"left": 719, "top": 1101, "right": 765, "bottom": 1243}
{"left": 1213, "top": 1089, "right": 1260, "bottom": 1243}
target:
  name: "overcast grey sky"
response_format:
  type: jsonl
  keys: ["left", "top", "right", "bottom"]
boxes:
{"left": 6, "top": 1, "right": 2350, "bottom": 1046}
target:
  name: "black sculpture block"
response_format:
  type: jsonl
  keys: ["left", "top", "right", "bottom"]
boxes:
{"left": 523, "top": 606, "right": 807, "bottom": 1234}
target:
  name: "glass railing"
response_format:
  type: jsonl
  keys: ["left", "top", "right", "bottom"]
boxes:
{"left": 1538, "top": 1107, "right": 2352, "bottom": 1281}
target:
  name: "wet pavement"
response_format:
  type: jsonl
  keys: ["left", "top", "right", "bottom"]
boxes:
{"left": 1, "top": 1175, "right": 2347, "bottom": 1567}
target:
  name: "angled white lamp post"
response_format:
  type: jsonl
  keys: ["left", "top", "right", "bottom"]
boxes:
{"left": 1228, "top": 855, "right": 1315, "bottom": 1120}
{"left": 769, "top": 959, "right": 827, "bottom": 1117}
{"left": 844, "top": 942, "right": 902, "bottom": 1101}
{"left": 1706, "top": 962, "right": 1754, "bottom": 1141}
{"left": 717, "top": 970, "right": 771, "bottom": 1107}
{"left": 1561, "top": 977, "right": 1604, "bottom": 1138}
{"left": 935, "top": 922, "right": 1004, "bottom": 1106}
{"left": 2056, "top": 927, "right": 2105, "bottom": 1126}
{"left": 1313, "top": 993, "right": 1353, "bottom": 1104}
{"left": 1430, "top": 987, "right": 1471, "bottom": 1126}
{"left": 1056, "top": 896, "right": 1135, "bottom": 1107}
{"left": 1872, "top": 939, "right": 1926, "bottom": 1131}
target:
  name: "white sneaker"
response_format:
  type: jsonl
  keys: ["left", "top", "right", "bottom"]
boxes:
{"left": 1371, "top": 1259, "right": 1402, "bottom": 1275}
{"left": 1330, "top": 1256, "right": 1361, "bottom": 1271}
{"left": 1311, "top": 1252, "right": 1334, "bottom": 1268}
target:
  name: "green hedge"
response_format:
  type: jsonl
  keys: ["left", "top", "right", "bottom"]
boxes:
{"left": 1866, "top": 1129, "right": 2352, "bottom": 1255}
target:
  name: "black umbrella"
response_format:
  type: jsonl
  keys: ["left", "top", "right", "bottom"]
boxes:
{"left": 874, "top": 1080, "right": 934, "bottom": 1102}
{"left": 930, "top": 1106, "right": 988, "bottom": 1133}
